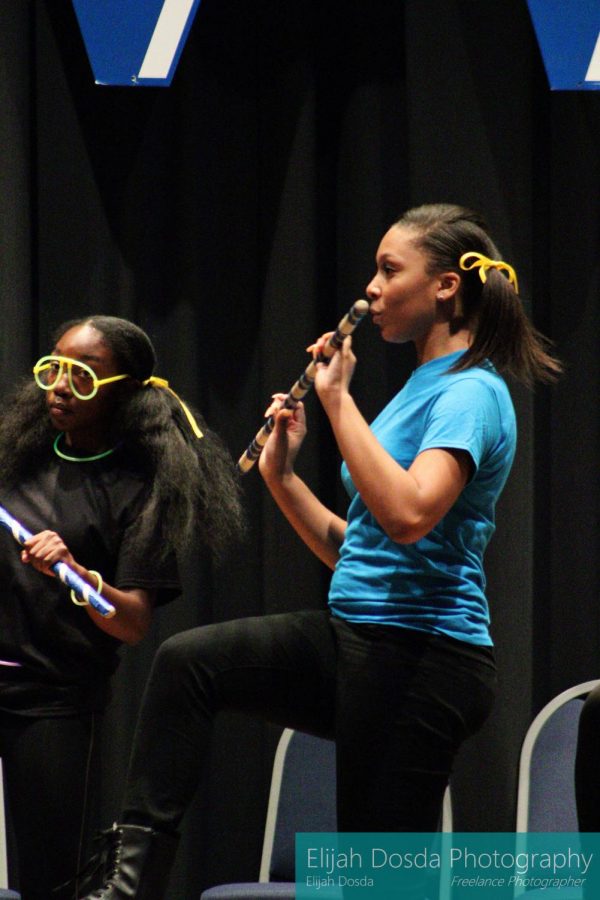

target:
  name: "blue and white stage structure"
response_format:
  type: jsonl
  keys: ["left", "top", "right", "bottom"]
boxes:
{"left": 527, "top": 0, "right": 600, "bottom": 90}
{"left": 72, "top": 0, "right": 203, "bottom": 86}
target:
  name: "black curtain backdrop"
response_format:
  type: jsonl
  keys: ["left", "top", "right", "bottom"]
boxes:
{"left": 1, "top": 1, "right": 599, "bottom": 896}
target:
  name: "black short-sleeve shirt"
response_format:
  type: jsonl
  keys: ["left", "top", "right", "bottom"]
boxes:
{"left": 0, "top": 448, "right": 181, "bottom": 715}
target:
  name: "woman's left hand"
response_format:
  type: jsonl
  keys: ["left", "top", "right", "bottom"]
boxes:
{"left": 21, "top": 530, "right": 75, "bottom": 576}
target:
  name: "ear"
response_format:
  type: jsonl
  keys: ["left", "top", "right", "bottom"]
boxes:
{"left": 436, "top": 271, "right": 461, "bottom": 302}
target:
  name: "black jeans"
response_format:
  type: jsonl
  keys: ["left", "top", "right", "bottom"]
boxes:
{"left": 0, "top": 710, "right": 101, "bottom": 899}
{"left": 575, "top": 682, "right": 600, "bottom": 831}
{"left": 123, "top": 610, "right": 496, "bottom": 833}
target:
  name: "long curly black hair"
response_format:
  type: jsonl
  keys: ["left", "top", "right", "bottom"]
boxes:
{"left": 0, "top": 316, "right": 245, "bottom": 562}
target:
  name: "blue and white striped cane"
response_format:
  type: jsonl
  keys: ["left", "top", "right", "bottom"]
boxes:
{"left": 0, "top": 504, "right": 116, "bottom": 617}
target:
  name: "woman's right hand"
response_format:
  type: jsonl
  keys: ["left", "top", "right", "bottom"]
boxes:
{"left": 21, "top": 529, "right": 75, "bottom": 577}
{"left": 259, "top": 394, "right": 307, "bottom": 481}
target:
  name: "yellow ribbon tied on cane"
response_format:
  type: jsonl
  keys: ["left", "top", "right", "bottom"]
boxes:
{"left": 459, "top": 252, "right": 519, "bottom": 295}
{"left": 144, "top": 376, "right": 204, "bottom": 439}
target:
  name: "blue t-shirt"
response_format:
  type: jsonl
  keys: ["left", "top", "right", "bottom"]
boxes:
{"left": 328, "top": 350, "right": 516, "bottom": 646}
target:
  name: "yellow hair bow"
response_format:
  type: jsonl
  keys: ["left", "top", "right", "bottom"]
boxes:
{"left": 143, "top": 376, "right": 204, "bottom": 439}
{"left": 459, "top": 252, "right": 519, "bottom": 294}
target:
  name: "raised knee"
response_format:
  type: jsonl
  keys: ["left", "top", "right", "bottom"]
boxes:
{"left": 153, "top": 626, "right": 219, "bottom": 674}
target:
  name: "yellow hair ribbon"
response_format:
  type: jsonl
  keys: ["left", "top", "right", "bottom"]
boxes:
{"left": 143, "top": 376, "right": 204, "bottom": 439}
{"left": 459, "top": 251, "right": 519, "bottom": 294}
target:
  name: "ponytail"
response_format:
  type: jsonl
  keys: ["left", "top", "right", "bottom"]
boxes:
{"left": 452, "top": 259, "right": 562, "bottom": 386}
{"left": 397, "top": 204, "right": 562, "bottom": 386}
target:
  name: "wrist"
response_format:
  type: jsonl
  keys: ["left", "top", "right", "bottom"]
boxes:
{"left": 260, "top": 452, "right": 298, "bottom": 485}
{"left": 262, "top": 466, "right": 296, "bottom": 493}
{"left": 70, "top": 568, "right": 103, "bottom": 607}
{"left": 322, "top": 389, "right": 353, "bottom": 421}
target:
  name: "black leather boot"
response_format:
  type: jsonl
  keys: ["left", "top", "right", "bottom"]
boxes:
{"left": 77, "top": 823, "right": 178, "bottom": 900}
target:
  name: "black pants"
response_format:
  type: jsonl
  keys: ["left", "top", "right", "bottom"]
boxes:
{"left": 0, "top": 711, "right": 101, "bottom": 900}
{"left": 123, "top": 611, "right": 496, "bottom": 834}
{"left": 575, "top": 683, "right": 600, "bottom": 831}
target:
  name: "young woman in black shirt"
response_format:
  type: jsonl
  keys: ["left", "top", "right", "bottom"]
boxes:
{"left": 0, "top": 316, "right": 243, "bottom": 899}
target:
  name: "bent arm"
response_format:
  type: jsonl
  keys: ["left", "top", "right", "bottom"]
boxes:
{"left": 262, "top": 467, "right": 346, "bottom": 570}
{"left": 21, "top": 531, "right": 155, "bottom": 644}
{"left": 259, "top": 404, "right": 346, "bottom": 570}
{"left": 325, "top": 393, "right": 471, "bottom": 543}
{"left": 78, "top": 572, "right": 155, "bottom": 644}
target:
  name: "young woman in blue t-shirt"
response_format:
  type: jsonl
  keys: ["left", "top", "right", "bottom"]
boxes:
{"left": 78, "top": 205, "right": 560, "bottom": 900}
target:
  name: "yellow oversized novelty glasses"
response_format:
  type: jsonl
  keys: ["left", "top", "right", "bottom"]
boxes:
{"left": 33, "top": 357, "right": 204, "bottom": 438}
{"left": 33, "top": 356, "right": 129, "bottom": 401}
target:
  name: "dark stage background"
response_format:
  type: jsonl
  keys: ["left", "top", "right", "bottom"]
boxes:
{"left": 1, "top": 1, "right": 599, "bottom": 896}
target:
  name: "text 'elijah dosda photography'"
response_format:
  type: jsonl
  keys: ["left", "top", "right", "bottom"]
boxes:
{"left": 296, "top": 832, "right": 600, "bottom": 897}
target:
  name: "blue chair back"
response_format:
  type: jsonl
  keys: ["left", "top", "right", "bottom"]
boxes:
{"left": 517, "top": 680, "right": 600, "bottom": 833}
{"left": 526, "top": 698, "right": 583, "bottom": 831}
{"left": 201, "top": 729, "right": 336, "bottom": 899}
{"left": 261, "top": 729, "right": 337, "bottom": 882}
{"left": 513, "top": 681, "right": 600, "bottom": 900}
